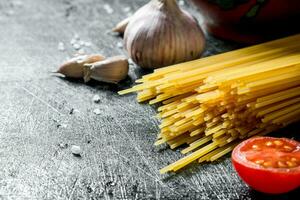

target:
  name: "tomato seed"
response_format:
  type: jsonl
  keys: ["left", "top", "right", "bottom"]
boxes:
{"left": 255, "top": 160, "right": 264, "bottom": 165}
{"left": 286, "top": 161, "right": 297, "bottom": 168}
{"left": 252, "top": 145, "right": 260, "bottom": 150}
{"left": 283, "top": 145, "right": 293, "bottom": 152}
{"left": 278, "top": 161, "right": 287, "bottom": 168}
{"left": 263, "top": 161, "right": 273, "bottom": 168}
{"left": 291, "top": 157, "right": 298, "bottom": 162}
{"left": 274, "top": 140, "right": 283, "bottom": 146}
{"left": 265, "top": 141, "right": 273, "bottom": 147}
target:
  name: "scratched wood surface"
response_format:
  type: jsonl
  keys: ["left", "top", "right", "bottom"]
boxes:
{"left": 0, "top": 0, "right": 299, "bottom": 199}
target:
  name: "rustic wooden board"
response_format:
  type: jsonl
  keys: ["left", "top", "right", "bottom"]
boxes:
{"left": 0, "top": 0, "right": 299, "bottom": 199}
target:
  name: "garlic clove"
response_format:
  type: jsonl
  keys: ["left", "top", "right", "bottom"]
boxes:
{"left": 83, "top": 55, "right": 129, "bottom": 84}
{"left": 56, "top": 54, "right": 105, "bottom": 78}
{"left": 112, "top": 17, "right": 131, "bottom": 34}
{"left": 124, "top": 0, "right": 205, "bottom": 69}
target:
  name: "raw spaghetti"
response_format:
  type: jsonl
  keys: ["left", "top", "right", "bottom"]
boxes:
{"left": 119, "top": 34, "right": 300, "bottom": 174}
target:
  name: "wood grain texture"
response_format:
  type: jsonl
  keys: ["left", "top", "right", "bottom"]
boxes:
{"left": 0, "top": 0, "right": 299, "bottom": 199}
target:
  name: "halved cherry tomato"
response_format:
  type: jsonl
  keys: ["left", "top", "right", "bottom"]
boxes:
{"left": 232, "top": 137, "right": 300, "bottom": 194}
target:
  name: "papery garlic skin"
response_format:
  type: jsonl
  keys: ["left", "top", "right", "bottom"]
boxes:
{"left": 83, "top": 56, "right": 129, "bottom": 84}
{"left": 124, "top": 0, "right": 205, "bottom": 69}
{"left": 57, "top": 54, "right": 105, "bottom": 78}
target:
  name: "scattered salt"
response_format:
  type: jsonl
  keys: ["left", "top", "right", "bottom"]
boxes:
{"left": 84, "top": 42, "right": 92, "bottom": 47}
{"left": 123, "top": 7, "right": 131, "bottom": 13}
{"left": 70, "top": 38, "right": 76, "bottom": 45}
{"left": 79, "top": 40, "right": 85, "bottom": 46}
{"left": 57, "top": 123, "right": 68, "bottom": 128}
{"left": 92, "top": 95, "right": 101, "bottom": 103}
{"left": 59, "top": 143, "right": 68, "bottom": 149}
{"left": 60, "top": 124, "right": 68, "bottom": 128}
{"left": 70, "top": 108, "right": 80, "bottom": 115}
{"left": 58, "top": 42, "right": 65, "bottom": 51}
{"left": 69, "top": 33, "right": 92, "bottom": 52}
{"left": 71, "top": 145, "right": 82, "bottom": 156}
{"left": 117, "top": 42, "right": 123, "bottom": 49}
{"left": 73, "top": 43, "right": 81, "bottom": 50}
{"left": 103, "top": 4, "right": 114, "bottom": 14}
{"left": 93, "top": 108, "right": 101, "bottom": 115}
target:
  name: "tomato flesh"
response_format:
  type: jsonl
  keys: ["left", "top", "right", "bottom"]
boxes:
{"left": 232, "top": 137, "right": 300, "bottom": 194}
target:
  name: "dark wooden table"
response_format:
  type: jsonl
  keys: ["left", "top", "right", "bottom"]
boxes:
{"left": 0, "top": 0, "right": 299, "bottom": 199}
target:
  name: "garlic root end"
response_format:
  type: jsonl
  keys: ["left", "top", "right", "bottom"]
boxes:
{"left": 112, "top": 17, "right": 131, "bottom": 34}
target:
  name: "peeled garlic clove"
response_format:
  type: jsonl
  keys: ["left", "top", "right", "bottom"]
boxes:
{"left": 56, "top": 54, "right": 105, "bottom": 78}
{"left": 124, "top": 0, "right": 205, "bottom": 69}
{"left": 112, "top": 17, "right": 131, "bottom": 34}
{"left": 83, "top": 55, "right": 129, "bottom": 84}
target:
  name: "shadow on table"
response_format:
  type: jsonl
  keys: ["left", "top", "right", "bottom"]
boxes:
{"left": 269, "top": 123, "right": 300, "bottom": 141}
{"left": 248, "top": 188, "right": 300, "bottom": 200}
{"left": 55, "top": 75, "right": 135, "bottom": 93}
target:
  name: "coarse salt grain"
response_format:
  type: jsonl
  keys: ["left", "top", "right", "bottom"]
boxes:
{"left": 71, "top": 145, "right": 82, "bottom": 155}
{"left": 70, "top": 38, "right": 76, "bottom": 45}
{"left": 93, "top": 108, "right": 101, "bottom": 115}
{"left": 79, "top": 41, "right": 85, "bottom": 46}
{"left": 58, "top": 42, "right": 65, "bottom": 51}
{"left": 103, "top": 4, "right": 114, "bottom": 14}
{"left": 117, "top": 42, "right": 123, "bottom": 48}
{"left": 84, "top": 42, "right": 92, "bottom": 47}
{"left": 92, "top": 95, "right": 101, "bottom": 103}
{"left": 123, "top": 7, "right": 131, "bottom": 13}
{"left": 73, "top": 43, "right": 81, "bottom": 50}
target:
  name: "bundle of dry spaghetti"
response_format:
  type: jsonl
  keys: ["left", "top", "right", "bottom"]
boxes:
{"left": 119, "top": 34, "right": 300, "bottom": 174}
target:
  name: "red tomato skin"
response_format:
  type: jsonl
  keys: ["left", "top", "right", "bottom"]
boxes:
{"left": 232, "top": 137, "right": 300, "bottom": 194}
{"left": 232, "top": 158, "right": 300, "bottom": 194}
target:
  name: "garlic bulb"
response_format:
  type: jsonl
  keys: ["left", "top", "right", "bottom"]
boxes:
{"left": 56, "top": 54, "right": 105, "bottom": 78}
{"left": 124, "top": 0, "right": 205, "bottom": 69}
{"left": 83, "top": 56, "right": 129, "bottom": 84}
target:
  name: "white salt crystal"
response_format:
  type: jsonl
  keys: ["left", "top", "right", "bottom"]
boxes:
{"left": 103, "top": 4, "right": 114, "bottom": 14}
{"left": 93, "top": 108, "right": 101, "bottom": 115}
{"left": 71, "top": 145, "right": 82, "bottom": 156}
{"left": 92, "top": 95, "right": 101, "bottom": 103}
{"left": 123, "top": 7, "right": 131, "bottom": 13}
{"left": 58, "top": 42, "right": 65, "bottom": 51}
{"left": 79, "top": 40, "right": 85, "bottom": 46}
{"left": 84, "top": 42, "right": 92, "bottom": 47}
{"left": 70, "top": 38, "right": 76, "bottom": 45}
{"left": 73, "top": 43, "right": 81, "bottom": 50}
{"left": 117, "top": 42, "right": 123, "bottom": 48}
{"left": 60, "top": 123, "right": 68, "bottom": 128}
